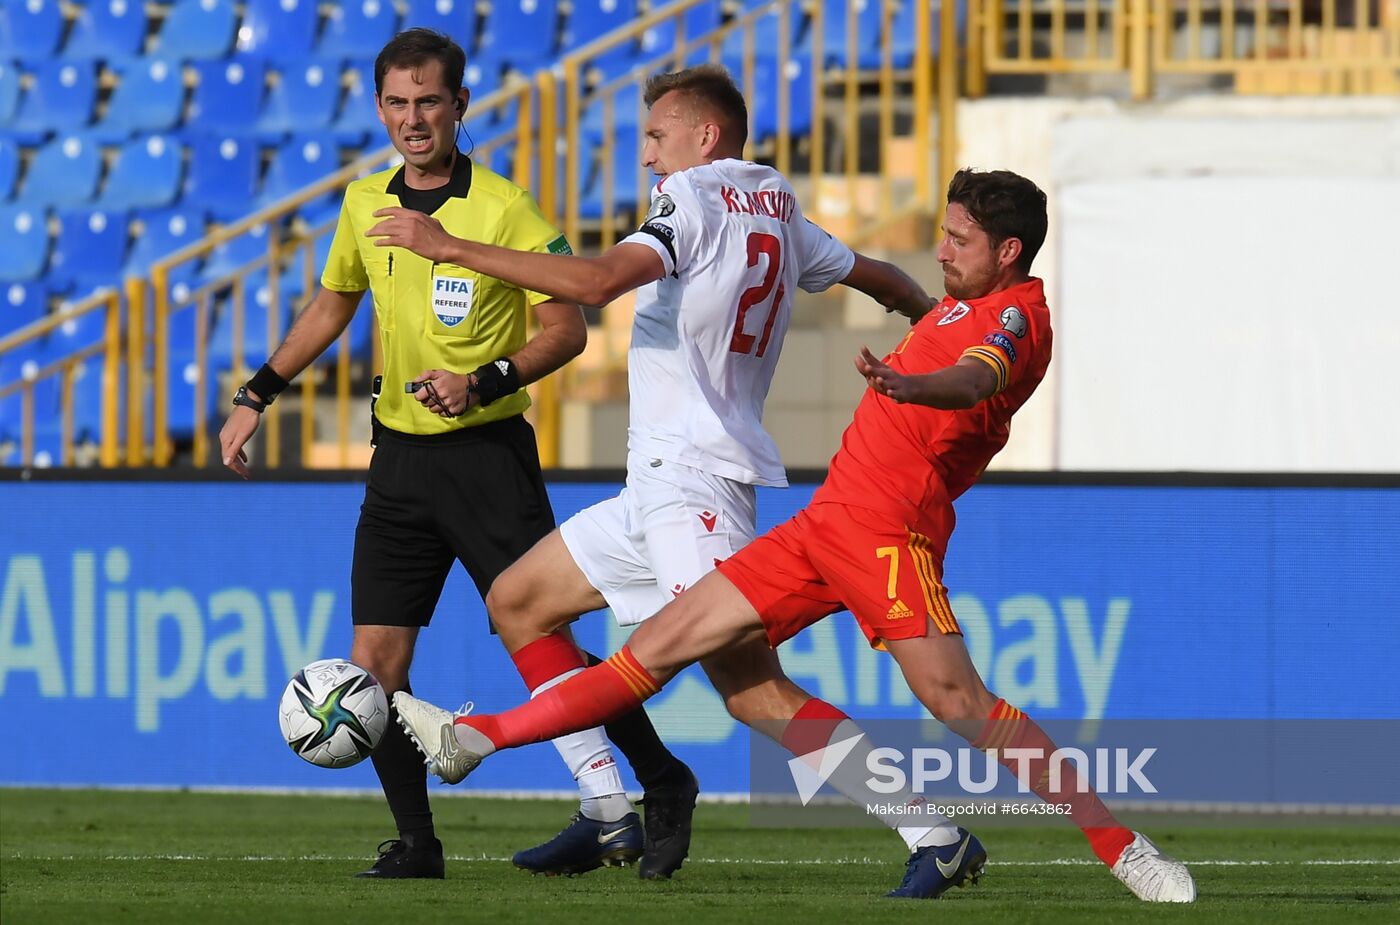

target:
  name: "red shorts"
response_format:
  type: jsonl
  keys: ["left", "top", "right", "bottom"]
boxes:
{"left": 718, "top": 501, "right": 962, "bottom": 649}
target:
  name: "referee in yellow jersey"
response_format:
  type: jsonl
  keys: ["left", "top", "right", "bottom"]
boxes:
{"left": 218, "top": 30, "right": 587, "bottom": 878}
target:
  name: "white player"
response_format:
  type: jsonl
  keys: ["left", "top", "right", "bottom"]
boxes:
{"left": 367, "top": 64, "right": 947, "bottom": 886}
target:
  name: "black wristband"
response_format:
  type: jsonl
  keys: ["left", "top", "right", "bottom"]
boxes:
{"left": 246, "top": 363, "right": 290, "bottom": 405}
{"left": 469, "top": 358, "right": 521, "bottom": 407}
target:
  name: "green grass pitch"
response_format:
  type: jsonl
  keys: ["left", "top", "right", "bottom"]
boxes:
{"left": 2, "top": 788, "right": 1397, "bottom": 923}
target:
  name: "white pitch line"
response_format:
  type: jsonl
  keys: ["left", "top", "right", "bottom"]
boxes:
{"left": 5, "top": 855, "right": 1399, "bottom": 867}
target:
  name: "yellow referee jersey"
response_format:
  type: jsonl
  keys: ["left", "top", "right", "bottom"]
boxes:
{"left": 320, "top": 157, "right": 571, "bottom": 433}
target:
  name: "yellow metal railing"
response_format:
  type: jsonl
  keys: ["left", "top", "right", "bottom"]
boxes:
{"left": 0, "top": 286, "right": 123, "bottom": 468}
{"left": 969, "top": 0, "right": 1400, "bottom": 98}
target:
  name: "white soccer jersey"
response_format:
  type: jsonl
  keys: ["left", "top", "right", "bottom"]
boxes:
{"left": 619, "top": 158, "right": 855, "bottom": 486}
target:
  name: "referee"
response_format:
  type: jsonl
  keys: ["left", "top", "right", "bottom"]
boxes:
{"left": 220, "top": 30, "right": 618, "bottom": 879}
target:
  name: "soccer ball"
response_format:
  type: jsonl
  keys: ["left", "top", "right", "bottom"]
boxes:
{"left": 278, "top": 659, "right": 388, "bottom": 768}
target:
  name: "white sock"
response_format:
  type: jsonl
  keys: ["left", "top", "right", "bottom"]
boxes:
{"left": 795, "top": 717, "right": 961, "bottom": 851}
{"left": 532, "top": 670, "right": 633, "bottom": 821}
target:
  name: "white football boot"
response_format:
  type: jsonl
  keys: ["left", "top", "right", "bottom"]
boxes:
{"left": 1111, "top": 832, "right": 1197, "bottom": 902}
{"left": 392, "top": 692, "right": 491, "bottom": 785}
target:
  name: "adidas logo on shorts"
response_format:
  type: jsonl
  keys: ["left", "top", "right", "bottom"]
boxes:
{"left": 885, "top": 599, "right": 915, "bottom": 621}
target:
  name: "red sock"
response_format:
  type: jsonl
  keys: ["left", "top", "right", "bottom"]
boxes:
{"left": 511, "top": 633, "right": 586, "bottom": 692}
{"left": 780, "top": 698, "right": 849, "bottom": 757}
{"left": 973, "top": 699, "right": 1135, "bottom": 866}
{"left": 458, "top": 646, "right": 661, "bottom": 750}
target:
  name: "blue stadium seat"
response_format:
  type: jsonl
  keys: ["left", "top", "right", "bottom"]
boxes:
{"left": 165, "top": 304, "right": 220, "bottom": 441}
{"left": 2, "top": 280, "right": 49, "bottom": 336}
{"left": 9, "top": 61, "right": 99, "bottom": 142}
{"left": 478, "top": 0, "right": 559, "bottom": 68}
{"left": 724, "top": 54, "right": 812, "bottom": 142}
{"left": 154, "top": 0, "right": 237, "bottom": 60}
{"left": 49, "top": 209, "right": 130, "bottom": 293}
{"left": 256, "top": 61, "right": 341, "bottom": 140}
{"left": 18, "top": 134, "right": 102, "bottom": 207}
{"left": 188, "top": 58, "right": 266, "bottom": 134}
{"left": 866, "top": 1, "right": 968, "bottom": 69}
{"left": 330, "top": 60, "right": 379, "bottom": 146}
{"left": 201, "top": 221, "right": 271, "bottom": 281}
{"left": 580, "top": 129, "right": 643, "bottom": 219}
{"left": 91, "top": 58, "right": 186, "bottom": 144}
{"left": 319, "top": 0, "right": 400, "bottom": 61}
{"left": 208, "top": 284, "right": 289, "bottom": 373}
{"left": 0, "top": 134, "right": 17, "bottom": 201}
{"left": 65, "top": 0, "right": 149, "bottom": 61}
{"left": 564, "top": 0, "right": 639, "bottom": 78}
{"left": 125, "top": 208, "right": 206, "bottom": 278}
{"left": 582, "top": 83, "right": 642, "bottom": 136}
{"left": 403, "top": 0, "right": 478, "bottom": 50}
{"left": 461, "top": 54, "right": 505, "bottom": 131}
{"left": 257, "top": 133, "right": 339, "bottom": 210}
{"left": 818, "top": 0, "right": 883, "bottom": 65}
{"left": 0, "top": 206, "right": 47, "bottom": 280}
{"left": 185, "top": 134, "right": 261, "bottom": 219}
{"left": 45, "top": 302, "right": 108, "bottom": 356}
{"left": 638, "top": 0, "right": 722, "bottom": 68}
{"left": 97, "top": 135, "right": 184, "bottom": 211}
{"left": 65, "top": 354, "right": 115, "bottom": 447}
{"left": 0, "top": 59, "right": 19, "bottom": 126}
{"left": 0, "top": 0, "right": 63, "bottom": 62}
{"left": 723, "top": 0, "right": 807, "bottom": 60}
{"left": 236, "top": 0, "right": 319, "bottom": 61}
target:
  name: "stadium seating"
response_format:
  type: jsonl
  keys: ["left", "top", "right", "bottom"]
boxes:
{"left": 0, "top": 0, "right": 63, "bottom": 63}
{"left": 817, "top": 0, "right": 883, "bottom": 66}
{"left": 49, "top": 209, "right": 130, "bottom": 294}
{"left": 97, "top": 135, "right": 184, "bottom": 211}
{"left": 0, "top": 59, "right": 18, "bottom": 127}
{"left": 330, "top": 60, "right": 381, "bottom": 146}
{"left": 187, "top": 58, "right": 266, "bottom": 134}
{"left": 91, "top": 58, "right": 186, "bottom": 143}
{"left": 235, "top": 0, "right": 319, "bottom": 62}
{"left": 724, "top": 54, "right": 813, "bottom": 141}
{"left": 201, "top": 221, "right": 271, "bottom": 281}
{"left": 319, "top": 0, "right": 401, "bottom": 61}
{"left": 638, "top": 0, "right": 723, "bottom": 68}
{"left": 0, "top": 134, "right": 17, "bottom": 201}
{"left": 579, "top": 133, "right": 644, "bottom": 219}
{"left": 402, "top": 0, "right": 478, "bottom": 48}
{"left": 256, "top": 61, "right": 342, "bottom": 140}
{"left": 65, "top": 0, "right": 150, "bottom": 61}
{"left": 723, "top": 0, "right": 807, "bottom": 60}
{"left": 2, "top": 281, "right": 49, "bottom": 336}
{"left": 153, "top": 0, "right": 238, "bottom": 60}
{"left": 564, "top": 0, "right": 639, "bottom": 78}
{"left": 8, "top": 60, "right": 98, "bottom": 144}
{"left": 478, "top": 0, "right": 559, "bottom": 68}
{"left": 125, "top": 209, "right": 206, "bottom": 278}
{"left": 17, "top": 134, "right": 102, "bottom": 208}
{"left": 0, "top": 206, "right": 50, "bottom": 281}
{"left": 257, "top": 134, "right": 340, "bottom": 214}
{"left": 185, "top": 134, "right": 261, "bottom": 219}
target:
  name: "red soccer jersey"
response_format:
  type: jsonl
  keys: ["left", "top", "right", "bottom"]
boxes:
{"left": 813, "top": 277, "right": 1052, "bottom": 530}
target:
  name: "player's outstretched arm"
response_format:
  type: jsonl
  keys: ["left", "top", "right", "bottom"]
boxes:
{"left": 219, "top": 286, "right": 363, "bottom": 477}
{"left": 854, "top": 347, "right": 998, "bottom": 409}
{"left": 841, "top": 254, "right": 935, "bottom": 322}
{"left": 365, "top": 206, "right": 664, "bottom": 307}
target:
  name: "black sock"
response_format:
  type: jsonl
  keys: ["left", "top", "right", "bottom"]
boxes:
{"left": 583, "top": 651, "right": 687, "bottom": 791}
{"left": 372, "top": 688, "right": 435, "bottom": 845}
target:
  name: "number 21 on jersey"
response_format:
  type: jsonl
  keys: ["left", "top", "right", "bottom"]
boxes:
{"left": 729, "top": 232, "right": 785, "bottom": 357}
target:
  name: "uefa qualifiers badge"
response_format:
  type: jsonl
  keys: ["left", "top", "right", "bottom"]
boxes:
{"left": 432, "top": 273, "right": 474, "bottom": 327}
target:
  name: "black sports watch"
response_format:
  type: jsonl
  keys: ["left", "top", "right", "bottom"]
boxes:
{"left": 232, "top": 386, "right": 268, "bottom": 413}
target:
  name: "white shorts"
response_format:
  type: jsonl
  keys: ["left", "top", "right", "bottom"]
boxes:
{"left": 560, "top": 453, "right": 757, "bottom": 626}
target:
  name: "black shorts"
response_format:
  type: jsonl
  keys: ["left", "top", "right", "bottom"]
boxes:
{"left": 351, "top": 414, "right": 556, "bottom": 627}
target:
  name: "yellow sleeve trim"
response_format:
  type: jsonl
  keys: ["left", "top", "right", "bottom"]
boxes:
{"left": 961, "top": 345, "right": 1009, "bottom": 394}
